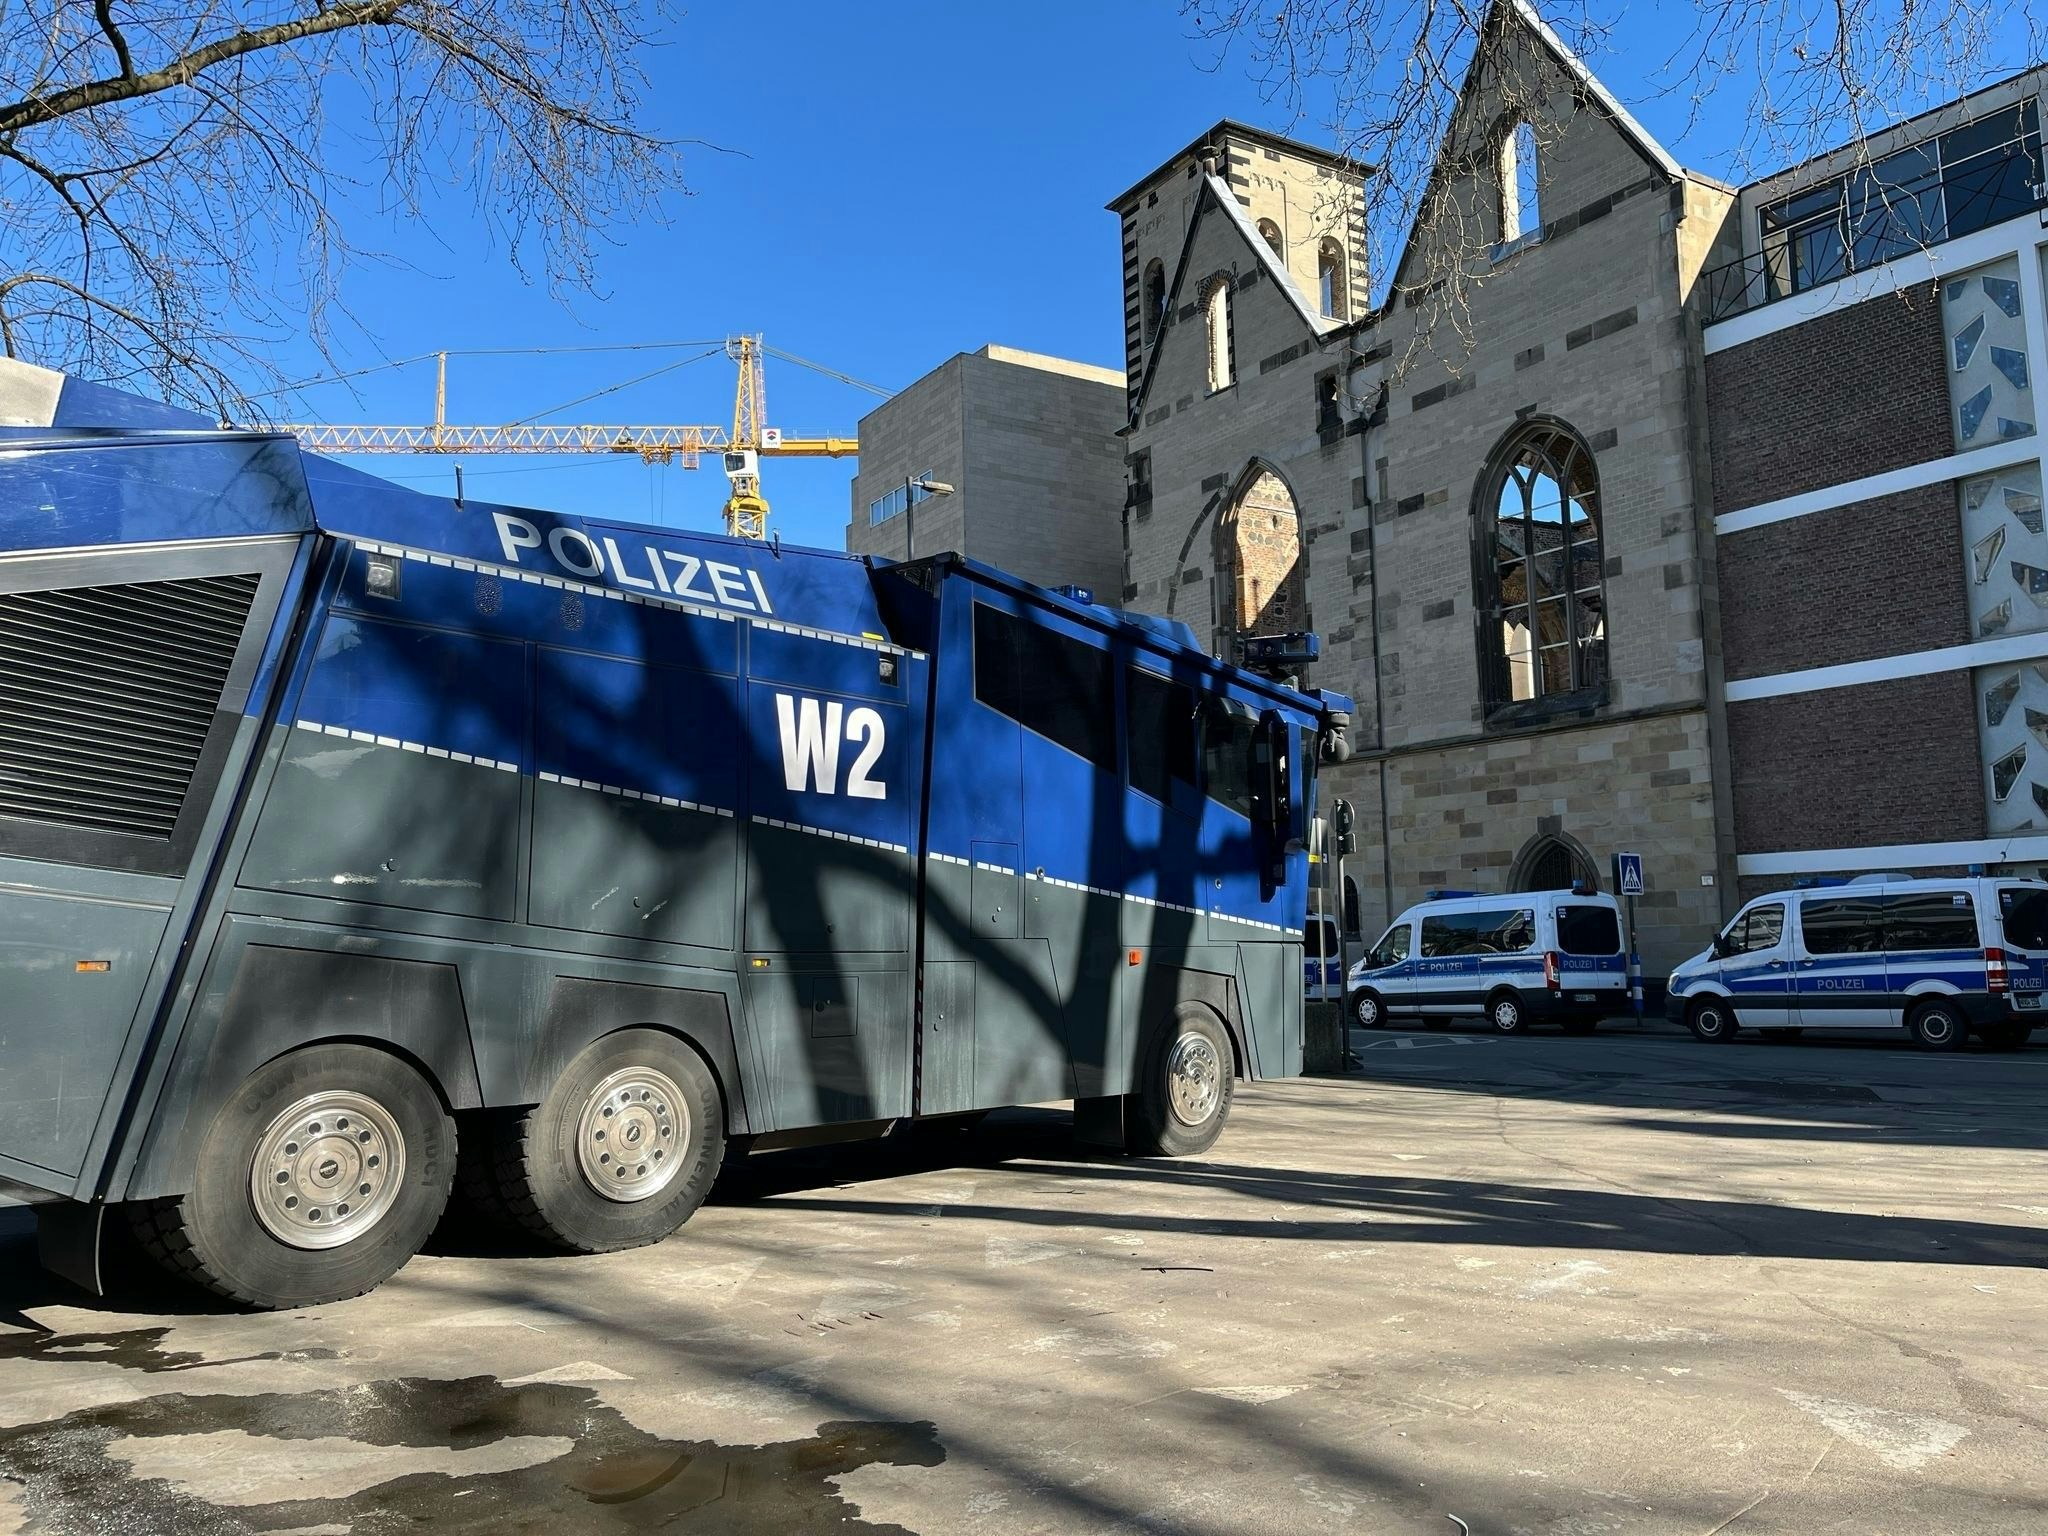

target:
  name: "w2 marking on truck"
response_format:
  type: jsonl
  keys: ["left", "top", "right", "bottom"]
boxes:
{"left": 776, "top": 694, "right": 887, "bottom": 799}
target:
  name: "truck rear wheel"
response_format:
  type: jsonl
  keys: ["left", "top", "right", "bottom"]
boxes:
{"left": 130, "top": 1043, "right": 454, "bottom": 1310}
{"left": 492, "top": 1029, "right": 724, "bottom": 1253}
{"left": 1126, "top": 1006, "right": 1234, "bottom": 1157}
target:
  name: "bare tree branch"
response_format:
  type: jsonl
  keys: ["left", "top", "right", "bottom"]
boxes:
{"left": 0, "top": 0, "right": 699, "bottom": 416}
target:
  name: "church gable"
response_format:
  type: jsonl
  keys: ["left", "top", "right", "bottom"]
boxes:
{"left": 1390, "top": 2, "right": 1684, "bottom": 302}
{"left": 1130, "top": 175, "right": 1326, "bottom": 425}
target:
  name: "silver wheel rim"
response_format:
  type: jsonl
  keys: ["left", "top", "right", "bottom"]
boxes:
{"left": 1357, "top": 996, "right": 1378, "bottom": 1026}
{"left": 1921, "top": 1011, "right": 1955, "bottom": 1044}
{"left": 1699, "top": 1008, "right": 1723, "bottom": 1036}
{"left": 1165, "top": 1033, "right": 1223, "bottom": 1127}
{"left": 577, "top": 1067, "right": 688, "bottom": 1202}
{"left": 250, "top": 1091, "right": 406, "bottom": 1251}
{"left": 1494, "top": 1001, "right": 1518, "bottom": 1030}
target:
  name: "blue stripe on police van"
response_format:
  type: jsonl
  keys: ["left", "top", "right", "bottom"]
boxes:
{"left": 348, "top": 539, "right": 926, "bottom": 660}
{"left": 297, "top": 720, "right": 519, "bottom": 773}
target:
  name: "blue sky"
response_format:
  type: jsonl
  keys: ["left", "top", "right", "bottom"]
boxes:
{"left": 267, "top": 0, "right": 2037, "bottom": 551}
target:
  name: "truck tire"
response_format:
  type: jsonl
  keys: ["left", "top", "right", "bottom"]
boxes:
{"left": 1907, "top": 999, "right": 1969, "bottom": 1052}
{"left": 1350, "top": 988, "right": 1385, "bottom": 1029}
{"left": 130, "top": 1043, "right": 454, "bottom": 1310}
{"left": 1126, "top": 1006, "right": 1235, "bottom": 1157}
{"left": 492, "top": 1029, "right": 724, "bottom": 1253}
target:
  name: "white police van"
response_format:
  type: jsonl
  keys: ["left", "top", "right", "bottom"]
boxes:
{"left": 1665, "top": 873, "right": 2048, "bottom": 1050}
{"left": 1346, "top": 888, "right": 1629, "bottom": 1034}
{"left": 1304, "top": 913, "right": 1344, "bottom": 1001}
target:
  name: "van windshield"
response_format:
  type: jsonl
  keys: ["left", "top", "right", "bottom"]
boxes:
{"left": 1556, "top": 905, "right": 1621, "bottom": 955}
{"left": 1999, "top": 886, "right": 2048, "bottom": 951}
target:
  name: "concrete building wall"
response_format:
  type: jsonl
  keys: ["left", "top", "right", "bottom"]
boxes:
{"left": 845, "top": 348, "right": 1124, "bottom": 597}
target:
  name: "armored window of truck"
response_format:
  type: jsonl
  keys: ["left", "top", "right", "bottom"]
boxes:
{"left": 1200, "top": 700, "right": 1256, "bottom": 817}
{"left": 972, "top": 601, "right": 1114, "bottom": 769}
{"left": 1126, "top": 665, "right": 1198, "bottom": 812}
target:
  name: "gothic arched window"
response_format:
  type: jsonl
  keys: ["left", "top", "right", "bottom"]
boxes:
{"left": 1203, "top": 275, "right": 1234, "bottom": 392}
{"left": 1256, "top": 218, "right": 1283, "bottom": 259}
{"left": 1317, "top": 238, "right": 1347, "bottom": 319}
{"left": 1480, "top": 422, "right": 1606, "bottom": 710}
{"left": 1142, "top": 259, "right": 1167, "bottom": 346}
{"left": 1500, "top": 121, "right": 1541, "bottom": 240}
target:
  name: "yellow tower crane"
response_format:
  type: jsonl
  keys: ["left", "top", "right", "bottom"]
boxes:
{"left": 275, "top": 335, "right": 864, "bottom": 540}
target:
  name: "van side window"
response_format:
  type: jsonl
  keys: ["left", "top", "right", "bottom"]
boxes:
{"left": 2000, "top": 887, "right": 2048, "bottom": 949}
{"left": 1726, "top": 903, "right": 1785, "bottom": 952}
{"left": 973, "top": 603, "right": 1114, "bottom": 770}
{"left": 1126, "top": 666, "right": 1198, "bottom": 811}
{"left": 1800, "top": 896, "right": 1883, "bottom": 955}
{"left": 1556, "top": 905, "right": 1621, "bottom": 954}
{"left": 1422, "top": 908, "right": 1535, "bottom": 956}
{"left": 1884, "top": 892, "right": 1976, "bottom": 951}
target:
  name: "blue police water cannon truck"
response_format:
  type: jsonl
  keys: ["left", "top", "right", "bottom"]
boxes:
{"left": 0, "top": 357, "right": 1352, "bottom": 1308}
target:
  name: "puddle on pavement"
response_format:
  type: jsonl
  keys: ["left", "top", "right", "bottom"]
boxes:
{"left": 0, "top": 1327, "right": 339, "bottom": 1375}
{"left": 0, "top": 1374, "right": 942, "bottom": 1533}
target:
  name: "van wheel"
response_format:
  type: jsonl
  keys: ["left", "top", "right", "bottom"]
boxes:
{"left": 1686, "top": 999, "right": 1739, "bottom": 1042}
{"left": 1487, "top": 990, "right": 1528, "bottom": 1035}
{"left": 130, "top": 1044, "right": 454, "bottom": 1310}
{"left": 1350, "top": 989, "right": 1385, "bottom": 1029}
{"left": 1981, "top": 1023, "right": 2032, "bottom": 1051}
{"left": 1127, "top": 1006, "right": 1235, "bottom": 1157}
{"left": 1907, "top": 999, "right": 1969, "bottom": 1052}
{"left": 494, "top": 1029, "right": 725, "bottom": 1253}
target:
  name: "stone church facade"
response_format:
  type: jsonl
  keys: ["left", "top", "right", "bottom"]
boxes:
{"left": 1111, "top": 10, "right": 1738, "bottom": 966}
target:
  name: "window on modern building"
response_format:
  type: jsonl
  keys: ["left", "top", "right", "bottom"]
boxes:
{"left": 868, "top": 471, "right": 936, "bottom": 528}
{"left": 1479, "top": 423, "right": 1607, "bottom": 711}
{"left": 1500, "top": 122, "right": 1541, "bottom": 241}
{"left": 1126, "top": 664, "right": 1198, "bottom": 812}
{"left": 1317, "top": 238, "right": 1347, "bottom": 319}
{"left": 1761, "top": 99, "right": 2043, "bottom": 299}
{"left": 1203, "top": 276, "right": 1234, "bottom": 392}
{"left": 1883, "top": 891, "right": 1977, "bottom": 952}
{"left": 972, "top": 603, "right": 1115, "bottom": 770}
{"left": 1142, "top": 259, "right": 1167, "bottom": 346}
{"left": 1799, "top": 896, "right": 1885, "bottom": 956}
{"left": 1256, "top": 218, "right": 1283, "bottom": 259}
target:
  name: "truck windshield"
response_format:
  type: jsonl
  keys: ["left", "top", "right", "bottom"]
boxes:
{"left": 1999, "top": 886, "right": 2048, "bottom": 951}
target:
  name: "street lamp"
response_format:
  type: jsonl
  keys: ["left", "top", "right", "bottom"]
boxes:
{"left": 904, "top": 474, "right": 955, "bottom": 562}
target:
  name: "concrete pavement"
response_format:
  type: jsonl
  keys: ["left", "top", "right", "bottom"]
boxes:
{"left": 2, "top": 1024, "right": 2045, "bottom": 1533}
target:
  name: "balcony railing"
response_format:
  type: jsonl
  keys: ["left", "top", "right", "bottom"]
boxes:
{"left": 1701, "top": 127, "right": 2045, "bottom": 325}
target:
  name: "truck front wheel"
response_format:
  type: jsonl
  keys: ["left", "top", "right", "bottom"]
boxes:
{"left": 131, "top": 1043, "right": 455, "bottom": 1310}
{"left": 491, "top": 1029, "right": 725, "bottom": 1253}
{"left": 1126, "top": 1006, "right": 1235, "bottom": 1157}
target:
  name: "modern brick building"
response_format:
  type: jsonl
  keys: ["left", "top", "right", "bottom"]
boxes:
{"left": 844, "top": 344, "right": 1126, "bottom": 598}
{"left": 852, "top": 4, "right": 2047, "bottom": 972}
